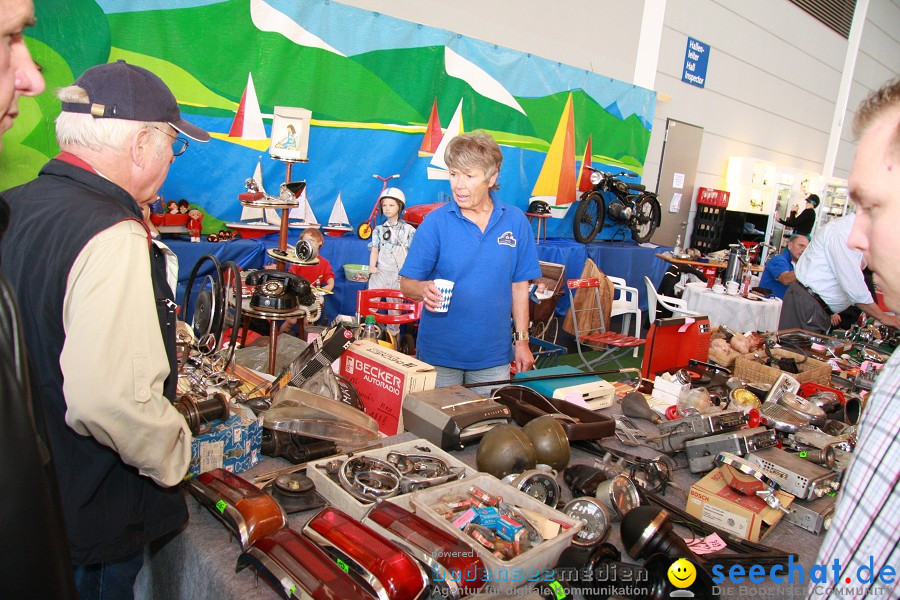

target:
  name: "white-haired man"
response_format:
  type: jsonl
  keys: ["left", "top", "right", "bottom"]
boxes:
{"left": 0, "top": 59, "right": 208, "bottom": 599}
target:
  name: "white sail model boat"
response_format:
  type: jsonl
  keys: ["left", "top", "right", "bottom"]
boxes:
{"left": 225, "top": 156, "right": 281, "bottom": 238}
{"left": 427, "top": 99, "right": 463, "bottom": 180}
{"left": 288, "top": 188, "right": 320, "bottom": 230}
{"left": 322, "top": 192, "right": 352, "bottom": 236}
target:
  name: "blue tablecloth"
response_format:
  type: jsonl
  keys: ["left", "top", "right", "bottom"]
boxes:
{"left": 536, "top": 238, "right": 671, "bottom": 313}
{"left": 167, "top": 237, "right": 268, "bottom": 308}
{"left": 584, "top": 241, "right": 671, "bottom": 312}
{"left": 169, "top": 232, "right": 672, "bottom": 322}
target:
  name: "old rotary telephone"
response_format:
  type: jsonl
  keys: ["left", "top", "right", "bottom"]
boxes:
{"left": 245, "top": 270, "right": 315, "bottom": 313}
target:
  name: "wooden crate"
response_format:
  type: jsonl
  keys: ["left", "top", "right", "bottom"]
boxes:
{"left": 733, "top": 348, "right": 831, "bottom": 386}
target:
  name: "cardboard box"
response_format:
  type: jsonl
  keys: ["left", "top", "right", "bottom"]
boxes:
{"left": 189, "top": 414, "right": 263, "bottom": 477}
{"left": 339, "top": 341, "right": 436, "bottom": 435}
{"left": 651, "top": 374, "right": 689, "bottom": 405}
{"left": 685, "top": 467, "right": 792, "bottom": 543}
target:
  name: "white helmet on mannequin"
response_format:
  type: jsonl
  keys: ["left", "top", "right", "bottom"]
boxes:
{"left": 379, "top": 187, "right": 406, "bottom": 214}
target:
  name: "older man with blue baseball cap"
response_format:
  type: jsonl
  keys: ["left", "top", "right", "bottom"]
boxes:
{"left": 1, "top": 59, "right": 208, "bottom": 599}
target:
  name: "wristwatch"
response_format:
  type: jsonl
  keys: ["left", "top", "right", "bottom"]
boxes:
{"left": 512, "top": 330, "right": 529, "bottom": 342}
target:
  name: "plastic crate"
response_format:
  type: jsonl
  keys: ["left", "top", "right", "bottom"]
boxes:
{"left": 306, "top": 438, "right": 477, "bottom": 521}
{"left": 409, "top": 473, "right": 582, "bottom": 593}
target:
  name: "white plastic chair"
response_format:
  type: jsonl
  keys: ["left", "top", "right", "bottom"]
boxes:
{"left": 608, "top": 276, "right": 642, "bottom": 357}
{"left": 643, "top": 276, "right": 701, "bottom": 324}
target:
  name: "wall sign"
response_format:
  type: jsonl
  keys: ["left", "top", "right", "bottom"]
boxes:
{"left": 682, "top": 37, "right": 709, "bottom": 88}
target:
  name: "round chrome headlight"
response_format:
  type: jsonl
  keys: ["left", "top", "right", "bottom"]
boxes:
{"left": 590, "top": 171, "right": 603, "bottom": 185}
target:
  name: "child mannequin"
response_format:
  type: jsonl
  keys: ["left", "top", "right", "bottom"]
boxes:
{"left": 368, "top": 188, "right": 416, "bottom": 337}
{"left": 279, "top": 228, "right": 334, "bottom": 335}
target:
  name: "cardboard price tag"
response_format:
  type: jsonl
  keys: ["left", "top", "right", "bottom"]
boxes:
{"left": 684, "top": 532, "right": 727, "bottom": 555}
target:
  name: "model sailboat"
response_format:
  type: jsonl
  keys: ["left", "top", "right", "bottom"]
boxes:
{"left": 530, "top": 93, "right": 577, "bottom": 217}
{"left": 288, "top": 188, "right": 320, "bottom": 229}
{"left": 427, "top": 99, "right": 464, "bottom": 179}
{"left": 225, "top": 156, "right": 282, "bottom": 238}
{"left": 322, "top": 192, "right": 352, "bottom": 236}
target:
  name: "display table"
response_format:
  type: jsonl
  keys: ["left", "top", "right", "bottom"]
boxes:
{"left": 168, "top": 231, "right": 672, "bottom": 324}
{"left": 655, "top": 252, "right": 764, "bottom": 274}
{"left": 255, "top": 234, "right": 671, "bottom": 317}
{"left": 167, "top": 237, "right": 269, "bottom": 308}
{"left": 135, "top": 423, "right": 823, "bottom": 600}
{"left": 682, "top": 281, "right": 782, "bottom": 332}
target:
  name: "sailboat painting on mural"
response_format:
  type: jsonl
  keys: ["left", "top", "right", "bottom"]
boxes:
{"left": 530, "top": 93, "right": 577, "bottom": 218}
{"left": 228, "top": 73, "right": 267, "bottom": 140}
{"left": 418, "top": 99, "right": 443, "bottom": 157}
{"left": 427, "top": 99, "right": 464, "bottom": 180}
{"left": 322, "top": 193, "right": 352, "bottom": 236}
{"left": 578, "top": 135, "right": 594, "bottom": 193}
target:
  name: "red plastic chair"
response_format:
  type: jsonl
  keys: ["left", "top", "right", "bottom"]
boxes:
{"left": 356, "top": 288, "right": 423, "bottom": 324}
{"left": 356, "top": 289, "right": 423, "bottom": 355}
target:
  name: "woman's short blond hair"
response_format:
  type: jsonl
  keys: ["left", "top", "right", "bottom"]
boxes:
{"left": 445, "top": 131, "right": 503, "bottom": 191}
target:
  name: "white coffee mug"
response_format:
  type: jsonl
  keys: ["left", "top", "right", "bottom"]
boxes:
{"left": 725, "top": 280, "right": 740, "bottom": 295}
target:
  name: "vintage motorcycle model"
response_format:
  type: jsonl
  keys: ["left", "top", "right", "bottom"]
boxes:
{"left": 573, "top": 167, "right": 661, "bottom": 244}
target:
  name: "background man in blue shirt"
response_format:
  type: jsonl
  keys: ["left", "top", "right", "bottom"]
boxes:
{"left": 759, "top": 233, "right": 808, "bottom": 298}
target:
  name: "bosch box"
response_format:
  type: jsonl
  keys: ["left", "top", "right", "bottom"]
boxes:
{"left": 339, "top": 341, "right": 436, "bottom": 435}
{"left": 685, "top": 467, "right": 792, "bottom": 543}
{"left": 189, "top": 413, "right": 263, "bottom": 477}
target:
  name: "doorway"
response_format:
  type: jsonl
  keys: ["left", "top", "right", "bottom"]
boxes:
{"left": 654, "top": 119, "right": 704, "bottom": 247}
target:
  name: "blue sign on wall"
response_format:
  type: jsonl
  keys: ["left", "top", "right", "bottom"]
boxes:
{"left": 682, "top": 37, "right": 709, "bottom": 88}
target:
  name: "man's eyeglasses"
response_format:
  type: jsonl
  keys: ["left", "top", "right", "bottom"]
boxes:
{"left": 152, "top": 126, "right": 189, "bottom": 157}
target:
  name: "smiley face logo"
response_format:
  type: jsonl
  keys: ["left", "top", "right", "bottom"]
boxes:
{"left": 668, "top": 558, "right": 697, "bottom": 588}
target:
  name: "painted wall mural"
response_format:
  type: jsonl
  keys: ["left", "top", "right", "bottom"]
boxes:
{"left": 4, "top": 0, "right": 656, "bottom": 239}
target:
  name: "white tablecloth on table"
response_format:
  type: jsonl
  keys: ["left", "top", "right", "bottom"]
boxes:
{"left": 682, "top": 281, "right": 782, "bottom": 332}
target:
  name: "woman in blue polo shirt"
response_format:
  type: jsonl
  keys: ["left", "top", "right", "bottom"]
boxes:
{"left": 400, "top": 131, "right": 542, "bottom": 387}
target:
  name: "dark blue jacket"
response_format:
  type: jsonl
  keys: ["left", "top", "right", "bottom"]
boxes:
{"left": 0, "top": 158, "right": 185, "bottom": 564}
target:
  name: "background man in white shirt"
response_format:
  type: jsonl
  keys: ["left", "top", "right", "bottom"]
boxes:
{"left": 778, "top": 212, "right": 900, "bottom": 333}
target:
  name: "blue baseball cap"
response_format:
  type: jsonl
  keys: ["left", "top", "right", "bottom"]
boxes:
{"left": 61, "top": 60, "right": 209, "bottom": 142}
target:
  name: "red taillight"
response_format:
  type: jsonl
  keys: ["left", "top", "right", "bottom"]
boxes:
{"left": 304, "top": 507, "right": 427, "bottom": 600}
{"left": 238, "top": 528, "right": 377, "bottom": 600}
{"left": 189, "top": 468, "right": 286, "bottom": 550}
{"left": 367, "top": 501, "right": 487, "bottom": 598}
